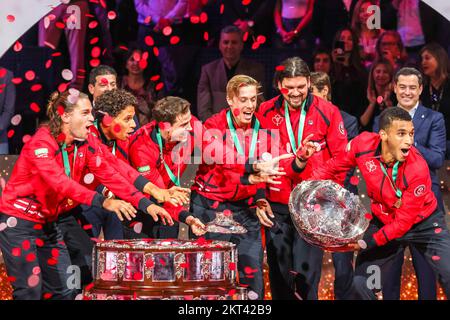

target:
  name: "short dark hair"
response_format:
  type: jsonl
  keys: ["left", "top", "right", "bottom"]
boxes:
{"left": 89, "top": 65, "right": 117, "bottom": 85}
{"left": 220, "top": 25, "right": 243, "bottom": 39}
{"left": 153, "top": 96, "right": 190, "bottom": 124}
{"left": 394, "top": 67, "right": 423, "bottom": 86}
{"left": 273, "top": 56, "right": 310, "bottom": 89}
{"left": 310, "top": 72, "right": 332, "bottom": 100}
{"left": 94, "top": 89, "right": 137, "bottom": 118}
{"left": 379, "top": 107, "right": 412, "bottom": 131}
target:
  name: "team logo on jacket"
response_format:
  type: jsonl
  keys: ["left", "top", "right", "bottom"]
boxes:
{"left": 272, "top": 114, "right": 284, "bottom": 126}
{"left": 339, "top": 122, "right": 345, "bottom": 135}
{"left": 414, "top": 185, "right": 426, "bottom": 197}
{"left": 365, "top": 160, "right": 377, "bottom": 173}
{"left": 34, "top": 148, "right": 48, "bottom": 158}
{"left": 308, "top": 120, "right": 313, "bottom": 125}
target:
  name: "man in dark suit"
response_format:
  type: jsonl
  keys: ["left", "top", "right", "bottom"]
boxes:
{"left": 0, "top": 67, "right": 15, "bottom": 155}
{"left": 373, "top": 67, "right": 446, "bottom": 300}
{"left": 197, "top": 25, "right": 265, "bottom": 121}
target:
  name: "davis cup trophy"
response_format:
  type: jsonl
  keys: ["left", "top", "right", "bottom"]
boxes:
{"left": 289, "top": 180, "right": 370, "bottom": 250}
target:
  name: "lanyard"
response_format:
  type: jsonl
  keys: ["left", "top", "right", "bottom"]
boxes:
{"left": 61, "top": 143, "right": 77, "bottom": 178}
{"left": 379, "top": 161, "right": 402, "bottom": 198}
{"left": 156, "top": 127, "right": 180, "bottom": 186}
{"left": 226, "top": 110, "right": 260, "bottom": 160}
{"left": 94, "top": 119, "right": 116, "bottom": 156}
{"left": 284, "top": 99, "right": 307, "bottom": 153}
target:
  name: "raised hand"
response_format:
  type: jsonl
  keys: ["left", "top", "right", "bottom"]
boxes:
{"left": 146, "top": 204, "right": 174, "bottom": 226}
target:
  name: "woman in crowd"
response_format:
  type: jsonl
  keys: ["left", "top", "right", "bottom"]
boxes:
{"left": 360, "top": 59, "right": 396, "bottom": 131}
{"left": 351, "top": 0, "right": 383, "bottom": 68}
{"left": 375, "top": 30, "right": 410, "bottom": 71}
{"left": 420, "top": 42, "right": 450, "bottom": 159}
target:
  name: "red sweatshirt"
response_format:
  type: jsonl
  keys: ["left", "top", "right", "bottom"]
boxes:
{"left": 311, "top": 131, "right": 437, "bottom": 248}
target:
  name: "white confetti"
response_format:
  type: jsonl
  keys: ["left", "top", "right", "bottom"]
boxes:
{"left": 6, "top": 216, "right": 17, "bottom": 228}
{"left": 61, "top": 69, "right": 73, "bottom": 81}
{"left": 133, "top": 222, "right": 143, "bottom": 234}
{"left": 83, "top": 173, "right": 95, "bottom": 185}
{"left": 11, "top": 114, "right": 22, "bottom": 126}
{"left": 247, "top": 290, "right": 259, "bottom": 300}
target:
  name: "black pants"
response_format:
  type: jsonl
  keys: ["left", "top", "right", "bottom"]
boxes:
{"left": 349, "top": 210, "right": 450, "bottom": 299}
{"left": 0, "top": 214, "right": 77, "bottom": 300}
{"left": 190, "top": 192, "right": 264, "bottom": 299}
{"left": 122, "top": 210, "right": 179, "bottom": 240}
{"left": 332, "top": 251, "right": 355, "bottom": 300}
{"left": 56, "top": 209, "right": 94, "bottom": 287}
{"left": 265, "top": 202, "right": 324, "bottom": 300}
{"left": 81, "top": 204, "right": 123, "bottom": 240}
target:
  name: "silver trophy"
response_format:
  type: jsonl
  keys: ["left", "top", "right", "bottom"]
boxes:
{"left": 289, "top": 180, "right": 370, "bottom": 250}
{"left": 205, "top": 211, "right": 247, "bottom": 234}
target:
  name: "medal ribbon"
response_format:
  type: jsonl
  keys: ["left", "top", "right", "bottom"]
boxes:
{"left": 156, "top": 127, "right": 180, "bottom": 186}
{"left": 61, "top": 143, "right": 77, "bottom": 178}
{"left": 379, "top": 161, "right": 403, "bottom": 198}
{"left": 284, "top": 99, "right": 307, "bottom": 153}
{"left": 226, "top": 110, "right": 260, "bottom": 161}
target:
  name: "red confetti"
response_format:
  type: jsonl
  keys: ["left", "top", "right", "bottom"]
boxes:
{"left": 51, "top": 248, "right": 60, "bottom": 257}
{"left": 432, "top": 255, "right": 441, "bottom": 261}
{"left": 162, "top": 26, "right": 172, "bottom": 36}
{"left": 377, "top": 96, "right": 384, "bottom": 104}
{"left": 349, "top": 176, "right": 359, "bottom": 186}
{"left": 242, "top": 0, "right": 252, "bottom": 5}
{"left": 31, "top": 84, "right": 42, "bottom": 92}
{"left": 90, "top": 37, "right": 99, "bottom": 45}
{"left": 232, "top": 108, "right": 240, "bottom": 116}
{"left": 155, "top": 82, "right": 164, "bottom": 91}
{"left": 12, "top": 77, "right": 23, "bottom": 85}
{"left": 33, "top": 224, "right": 43, "bottom": 230}
{"left": 88, "top": 21, "right": 98, "bottom": 29}
{"left": 25, "top": 70, "right": 36, "bottom": 81}
{"left": 13, "top": 41, "right": 23, "bottom": 52}
{"left": 203, "top": 31, "right": 209, "bottom": 41}
{"left": 107, "top": 11, "right": 116, "bottom": 20}
{"left": 200, "top": 12, "right": 208, "bottom": 23}
{"left": 25, "top": 253, "right": 36, "bottom": 262}
{"left": 145, "top": 36, "right": 154, "bottom": 46}
{"left": 12, "top": 248, "right": 21, "bottom": 257}
{"left": 179, "top": 263, "right": 189, "bottom": 269}
{"left": 51, "top": 52, "right": 62, "bottom": 57}
{"left": 248, "top": 197, "right": 254, "bottom": 205}
{"left": 102, "top": 115, "right": 113, "bottom": 126}
{"left": 211, "top": 201, "right": 219, "bottom": 209}
{"left": 55, "top": 22, "right": 65, "bottom": 29}
{"left": 223, "top": 209, "right": 232, "bottom": 217}
{"left": 85, "top": 283, "right": 94, "bottom": 291}
{"left": 244, "top": 266, "right": 256, "bottom": 274}
{"left": 45, "top": 59, "right": 52, "bottom": 69}
{"left": 159, "top": 258, "right": 166, "bottom": 266}
{"left": 119, "top": 45, "right": 129, "bottom": 51}
{"left": 196, "top": 237, "right": 207, "bottom": 246}
{"left": 170, "top": 36, "right": 180, "bottom": 45}
{"left": 132, "top": 272, "right": 143, "bottom": 280}
{"left": 30, "top": 103, "right": 40, "bottom": 113}
{"left": 435, "top": 228, "right": 442, "bottom": 234}
{"left": 35, "top": 238, "right": 44, "bottom": 247}
{"left": 190, "top": 16, "right": 200, "bottom": 24}
{"left": 251, "top": 42, "right": 260, "bottom": 50}
{"left": 153, "top": 47, "right": 159, "bottom": 57}
{"left": 58, "top": 82, "right": 68, "bottom": 93}
{"left": 364, "top": 213, "right": 373, "bottom": 220}
{"left": 159, "top": 122, "right": 171, "bottom": 131}
{"left": 6, "top": 15, "right": 15, "bottom": 23}
{"left": 22, "top": 240, "right": 31, "bottom": 251}
{"left": 150, "top": 75, "right": 160, "bottom": 82}
{"left": 91, "top": 46, "right": 101, "bottom": 58}
{"left": 280, "top": 88, "right": 289, "bottom": 95}
{"left": 138, "top": 58, "right": 148, "bottom": 70}
{"left": 113, "top": 124, "right": 122, "bottom": 133}
{"left": 144, "top": 16, "right": 152, "bottom": 24}
{"left": 7, "top": 276, "right": 16, "bottom": 283}
{"left": 57, "top": 133, "right": 66, "bottom": 143}
{"left": 0, "top": 69, "right": 6, "bottom": 78}
{"left": 220, "top": 4, "right": 225, "bottom": 14}
{"left": 43, "top": 293, "right": 52, "bottom": 300}
{"left": 228, "top": 262, "right": 236, "bottom": 271}
{"left": 57, "top": 105, "right": 65, "bottom": 116}
{"left": 90, "top": 59, "right": 100, "bottom": 68}
{"left": 204, "top": 251, "right": 212, "bottom": 259}
{"left": 276, "top": 65, "right": 285, "bottom": 71}
{"left": 256, "top": 35, "right": 266, "bottom": 44}
{"left": 243, "top": 31, "right": 249, "bottom": 42}
{"left": 145, "top": 259, "right": 154, "bottom": 268}
{"left": 47, "top": 258, "right": 58, "bottom": 266}
{"left": 83, "top": 224, "right": 93, "bottom": 230}
{"left": 7, "top": 130, "right": 14, "bottom": 138}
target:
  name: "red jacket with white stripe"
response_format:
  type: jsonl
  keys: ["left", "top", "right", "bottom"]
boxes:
{"left": 0, "top": 126, "right": 153, "bottom": 223}
{"left": 311, "top": 132, "right": 437, "bottom": 248}
{"left": 256, "top": 93, "right": 348, "bottom": 205}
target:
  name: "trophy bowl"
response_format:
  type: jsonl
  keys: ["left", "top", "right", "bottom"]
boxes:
{"left": 289, "top": 180, "right": 370, "bottom": 250}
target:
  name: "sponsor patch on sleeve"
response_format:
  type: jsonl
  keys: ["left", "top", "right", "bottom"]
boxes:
{"left": 34, "top": 148, "right": 49, "bottom": 158}
{"left": 137, "top": 165, "right": 151, "bottom": 173}
{"left": 414, "top": 185, "right": 426, "bottom": 197}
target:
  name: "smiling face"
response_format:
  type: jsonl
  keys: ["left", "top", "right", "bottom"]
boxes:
{"left": 421, "top": 50, "right": 439, "bottom": 77}
{"left": 62, "top": 97, "right": 94, "bottom": 141}
{"left": 278, "top": 76, "right": 310, "bottom": 109}
{"left": 168, "top": 111, "right": 193, "bottom": 142}
{"left": 380, "top": 119, "right": 414, "bottom": 163}
{"left": 106, "top": 106, "right": 137, "bottom": 141}
{"left": 227, "top": 85, "right": 258, "bottom": 127}
{"left": 394, "top": 74, "right": 422, "bottom": 110}
{"left": 219, "top": 32, "right": 244, "bottom": 63}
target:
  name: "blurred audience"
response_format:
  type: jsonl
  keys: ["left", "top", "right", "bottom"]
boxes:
{"left": 0, "top": 67, "right": 15, "bottom": 155}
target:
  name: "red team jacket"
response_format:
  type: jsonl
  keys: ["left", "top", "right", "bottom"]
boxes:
{"left": 257, "top": 94, "right": 348, "bottom": 205}
{"left": 192, "top": 108, "right": 298, "bottom": 204}
{"left": 0, "top": 126, "right": 153, "bottom": 224}
{"left": 83, "top": 124, "right": 149, "bottom": 195}
{"left": 128, "top": 118, "right": 199, "bottom": 221}
{"left": 311, "top": 132, "right": 437, "bottom": 248}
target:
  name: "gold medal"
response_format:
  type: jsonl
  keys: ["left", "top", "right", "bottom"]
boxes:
{"left": 394, "top": 198, "right": 402, "bottom": 208}
{"left": 67, "top": 198, "right": 73, "bottom": 206}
